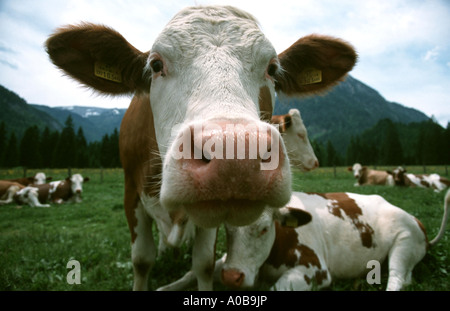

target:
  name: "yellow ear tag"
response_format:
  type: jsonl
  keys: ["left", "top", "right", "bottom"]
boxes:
{"left": 94, "top": 62, "right": 122, "bottom": 83}
{"left": 299, "top": 68, "right": 322, "bottom": 85}
{"left": 285, "top": 217, "right": 298, "bottom": 228}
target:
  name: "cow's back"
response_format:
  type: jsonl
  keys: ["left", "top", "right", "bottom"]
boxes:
{"left": 292, "top": 192, "right": 408, "bottom": 279}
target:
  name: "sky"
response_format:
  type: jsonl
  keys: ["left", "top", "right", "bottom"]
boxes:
{"left": 0, "top": 0, "right": 449, "bottom": 127}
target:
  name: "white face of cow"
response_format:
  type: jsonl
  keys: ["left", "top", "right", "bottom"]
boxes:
{"left": 33, "top": 172, "right": 47, "bottom": 185}
{"left": 223, "top": 209, "right": 277, "bottom": 288}
{"left": 45, "top": 5, "right": 357, "bottom": 228}
{"left": 272, "top": 109, "right": 318, "bottom": 172}
{"left": 69, "top": 174, "right": 89, "bottom": 202}
{"left": 154, "top": 7, "right": 291, "bottom": 226}
{"left": 351, "top": 163, "right": 363, "bottom": 178}
{"left": 222, "top": 205, "right": 311, "bottom": 288}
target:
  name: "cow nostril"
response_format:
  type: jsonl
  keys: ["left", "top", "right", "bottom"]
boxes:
{"left": 222, "top": 269, "right": 245, "bottom": 288}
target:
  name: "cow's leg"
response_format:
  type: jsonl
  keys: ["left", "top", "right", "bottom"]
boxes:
{"left": 192, "top": 227, "right": 217, "bottom": 291}
{"left": 157, "top": 254, "right": 226, "bottom": 291}
{"left": 0, "top": 186, "right": 20, "bottom": 205}
{"left": 131, "top": 201, "right": 156, "bottom": 291}
{"left": 386, "top": 238, "right": 425, "bottom": 291}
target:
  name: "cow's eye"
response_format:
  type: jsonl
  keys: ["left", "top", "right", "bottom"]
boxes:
{"left": 258, "top": 227, "right": 268, "bottom": 237}
{"left": 267, "top": 63, "right": 278, "bottom": 77}
{"left": 151, "top": 60, "right": 163, "bottom": 73}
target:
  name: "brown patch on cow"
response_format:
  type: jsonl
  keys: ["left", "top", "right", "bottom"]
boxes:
{"left": 120, "top": 94, "right": 162, "bottom": 243}
{"left": 267, "top": 223, "right": 323, "bottom": 270}
{"left": 304, "top": 269, "right": 329, "bottom": 286}
{"left": 414, "top": 217, "right": 429, "bottom": 250}
{"left": 312, "top": 192, "right": 375, "bottom": 248}
{"left": 258, "top": 86, "right": 273, "bottom": 122}
{"left": 439, "top": 177, "right": 450, "bottom": 187}
{"left": 270, "top": 114, "right": 291, "bottom": 133}
{"left": 266, "top": 222, "right": 302, "bottom": 268}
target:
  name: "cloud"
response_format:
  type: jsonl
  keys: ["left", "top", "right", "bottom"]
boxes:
{"left": 0, "top": 0, "right": 448, "bottom": 127}
{"left": 424, "top": 46, "right": 440, "bottom": 62}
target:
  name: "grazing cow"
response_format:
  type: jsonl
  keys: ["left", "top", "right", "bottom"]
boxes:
{"left": 391, "top": 167, "right": 450, "bottom": 193}
{"left": 28, "top": 174, "right": 90, "bottom": 204}
{"left": 46, "top": 5, "right": 357, "bottom": 290}
{"left": 348, "top": 163, "right": 394, "bottom": 186}
{"left": 271, "top": 109, "right": 319, "bottom": 172}
{"left": 4, "top": 172, "right": 52, "bottom": 186}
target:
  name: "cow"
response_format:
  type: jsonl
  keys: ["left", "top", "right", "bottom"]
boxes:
{"left": 45, "top": 5, "right": 357, "bottom": 290}
{"left": 163, "top": 190, "right": 450, "bottom": 291}
{"left": 27, "top": 174, "right": 90, "bottom": 205}
{"left": 4, "top": 172, "right": 52, "bottom": 186}
{"left": 0, "top": 180, "right": 25, "bottom": 205}
{"left": 0, "top": 180, "right": 50, "bottom": 207}
{"left": 271, "top": 109, "right": 319, "bottom": 172}
{"left": 163, "top": 107, "right": 320, "bottom": 255}
{"left": 391, "top": 166, "right": 450, "bottom": 193}
{"left": 13, "top": 187, "right": 51, "bottom": 208}
{"left": 348, "top": 163, "right": 394, "bottom": 186}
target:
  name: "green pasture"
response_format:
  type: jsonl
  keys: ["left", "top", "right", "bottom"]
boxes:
{"left": 0, "top": 166, "right": 448, "bottom": 291}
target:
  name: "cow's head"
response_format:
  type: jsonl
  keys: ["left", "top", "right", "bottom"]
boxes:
{"left": 349, "top": 163, "right": 364, "bottom": 179}
{"left": 390, "top": 166, "right": 407, "bottom": 186}
{"left": 271, "top": 109, "right": 318, "bottom": 172}
{"left": 33, "top": 172, "right": 51, "bottom": 185}
{"left": 46, "top": 5, "right": 356, "bottom": 227}
{"left": 67, "top": 174, "right": 90, "bottom": 202}
{"left": 222, "top": 205, "right": 311, "bottom": 289}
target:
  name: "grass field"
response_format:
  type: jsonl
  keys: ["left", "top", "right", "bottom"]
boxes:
{"left": 0, "top": 166, "right": 448, "bottom": 291}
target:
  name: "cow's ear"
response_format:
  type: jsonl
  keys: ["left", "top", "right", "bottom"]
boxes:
{"left": 277, "top": 207, "right": 312, "bottom": 228}
{"left": 46, "top": 23, "right": 151, "bottom": 95}
{"left": 46, "top": 177, "right": 53, "bottom": 181}
{"left": 84, "top": 177, "right": 90, "bottom": 182}
{"left": 275, "top": 34, "right": 357, "bottom": 96}
{"left": 347, "top": 167, "right": 353, "bottom": 171}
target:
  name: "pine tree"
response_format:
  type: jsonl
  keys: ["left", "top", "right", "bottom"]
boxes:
{"left": 54, "top": 116, "right": 76, "bottom": 168}
{"left": 0, "top": 121, "right": 6, "bottom": 167}
{"left": 4, "top": 132, "right": 19, "bottom": 167}
{"left": 20, "top": 125, "right": 41, "bottom": 168}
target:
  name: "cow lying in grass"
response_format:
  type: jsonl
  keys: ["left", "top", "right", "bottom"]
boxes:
{"left": 161, "top": 189, "right": 449, "bottom": 291}
{"left": 0, "top": 174, "right": 89, "bottom": 207}
{"left": 391, "top": 166, "right": 450, "bottom": 193}
{"left": 0, "top": 180, "right": 51, "bottom": 208}
{"left": 4, "top": 172, "right": 52, "bottom": 186}
{"left": 349, "top": 163, "right": 394, "bottom": 186}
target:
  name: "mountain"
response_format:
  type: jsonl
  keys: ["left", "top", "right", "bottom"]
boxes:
{"left": 31, "top": 105, "right": 126, "bottom": 142}
{"left": 274, "top": 75, "right": 430, "bottom": 154}
{"left": 0, "top": 85, "right": 62, "bottom": 138}
{"left": 1, "top": 76, "right": 431, "bottom": 151}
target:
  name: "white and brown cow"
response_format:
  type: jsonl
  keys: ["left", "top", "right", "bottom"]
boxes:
{"left": 349, "top": 163, "right": 394, "bottom": 187}
{"left": 271, "top": 109, "right": 319, "bottom": 172}
{"left": 218, "top": 190, "right": 449, "bottom": 291}
{"left": 4, "top": 172, "right": 52, "bottom": 186}
{"left": 0, "top": 180, "right": 25, "bottom": 205}
{"left": 391, "top": 167, "right": 450, "bottom": 193}
{"left": 46, "top": 5, "right": 356, "bottom": 290}
{"left": 0, "top": 180, "right": 50, "bottom": 208}
{"left": 29, "top": 174, "right": 90, "bottom": 204}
